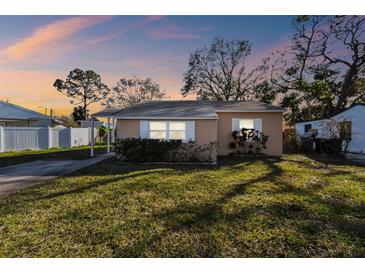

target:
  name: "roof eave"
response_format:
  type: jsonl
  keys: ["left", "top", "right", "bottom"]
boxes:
{"left": 114, "top": 116, "right": 218, "bottom": 120}
{"left": 215, "top": 109, "right": 285, "bottom": 113}
{"left": 0, "top": 117, "right": 53, "bottom": 121}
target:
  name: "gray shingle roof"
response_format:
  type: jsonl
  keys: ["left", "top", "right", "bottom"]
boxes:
{"left": 0, "top": 100, "right": 53, "bottom": 120}
{"left": 91, "top": 107, "right": 121, "bottom": 117}
{"left": 92, "top": 100, "right": 285, "bottom": 119}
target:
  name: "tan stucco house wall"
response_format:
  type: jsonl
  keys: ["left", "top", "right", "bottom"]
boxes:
{"left": 116, "top": 112, "right": 283, "bottom": 158}
{"left": 216, "top": 112, "right": 283, "bottom": 156}
{"left": 117, "top": 119, "right": 218, "bottom": 144}
{"left": 116, "top": 119, "right": 140, "bottom": 139}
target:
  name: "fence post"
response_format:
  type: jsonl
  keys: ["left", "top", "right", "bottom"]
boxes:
{"left": 107, "top": 117, "right": 110, "bottom": 153}
{"left": 112, "top": 117, "right": 115, "bottom": 143}
{"left": 69, "top": 127, "right": 73, "bottom": 148}
{"left": 90, "top": 119, "right": 94, "bottom": 157}
{"left": 0, "top": 126, "right": 4, "bottom": 152}
{"left": 47, "top": 126, "right": 52, "bottom": 149}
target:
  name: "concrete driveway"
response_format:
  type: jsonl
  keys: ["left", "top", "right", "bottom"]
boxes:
{"left": 347, "top": 153, "right": 365, "bottom": 165}
{"left": 0, "top": 153, "right": 114, "bottom": 196}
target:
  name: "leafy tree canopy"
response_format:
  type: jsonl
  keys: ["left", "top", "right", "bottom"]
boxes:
{"left": 266, "top": 16, "right": 365, "bottom": 124}
{"left": 181, "top": 38, "right": 266, "bottom": 101}
{"left": 72, "top": 106, "right": 88, "bottom": 122}
{"left": 54, "top": 68, "right": 110, "bottom": 118}
{"left": 103, "top": 77, "right": 166, "bottom": 108}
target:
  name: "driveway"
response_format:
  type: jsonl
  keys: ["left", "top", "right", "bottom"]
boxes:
{"left": 0, "top": 153, "right": 114, "bottom": 196}
{"left": 347, "top": 153, "right": 365, "bottom": 165}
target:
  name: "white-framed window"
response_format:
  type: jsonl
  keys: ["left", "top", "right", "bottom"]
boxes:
{"left": 232, "top": 118, "right": 262, "bottom": 133}
{"left": 141, "top": 121, "right": 194, "bottom": 141}
{"left": 168, "top": 121, "right": 186, "bottom": 140}
{"left": 149, "top": 121, "right": 167, "bottom": 139}
{"left": 239, "top": 119, "right": 255, "bottom": 130}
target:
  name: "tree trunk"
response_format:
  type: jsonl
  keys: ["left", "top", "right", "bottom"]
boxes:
{"left": 83, "top": 88, "right": 88, "bottom": 120}
{"left": 334, "top": 65, "right": 357, "bottom": 114}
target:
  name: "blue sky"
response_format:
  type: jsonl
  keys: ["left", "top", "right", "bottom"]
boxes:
{"left": 0, "top": 16, "right": 293, "bottom": 114}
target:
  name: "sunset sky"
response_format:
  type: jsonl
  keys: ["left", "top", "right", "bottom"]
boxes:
{"left": 0, "top": 16, "right": 293, "bottom": 116}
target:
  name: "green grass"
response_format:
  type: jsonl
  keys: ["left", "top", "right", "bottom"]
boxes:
{"left": 0, "top": 145, "right": 108, "bottom": 167}
{"left": 0, "top": 154, "right": 364, "bottom": 257}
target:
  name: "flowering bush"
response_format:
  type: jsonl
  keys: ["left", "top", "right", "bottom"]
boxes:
{"left": 231, "top": 128, "right": 269, "bottom": 154}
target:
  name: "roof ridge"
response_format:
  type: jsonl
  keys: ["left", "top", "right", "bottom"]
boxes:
{"left": 134, "top": 99, "right": 269, "bottom": 104}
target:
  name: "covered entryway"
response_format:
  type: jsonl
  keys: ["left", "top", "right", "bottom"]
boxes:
{"left": 90, "top": 108, "right": 120, "bottom": 157}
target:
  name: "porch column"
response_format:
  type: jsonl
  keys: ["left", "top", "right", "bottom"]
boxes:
{"left": 112, "top": 117, "right": 116, "bottom": 143}
{"left": 0, "top": 126, "right": 4, "bottom": 153}
{"left": 90, "top": 118, "right": 94, "bottom": 157}
{"left": 107, "top": 117, "right": 110, "bottom": 153}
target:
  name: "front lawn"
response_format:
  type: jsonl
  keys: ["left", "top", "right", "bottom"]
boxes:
{"left": 0, "top": 154, "right": 364, "bottom": 257}
{"left": 0, "top": 145, "right": 107, "bottom": 167}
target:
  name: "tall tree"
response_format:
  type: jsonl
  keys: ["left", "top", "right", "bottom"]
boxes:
{"left": 181, "top": 38, "right": 266, "bottom": 101}
{"left": 267, "top": 16, "right": 365, "bottom": 124}
{"left": 54, "top": 69, "right": 110, "bottom": 119}
{"left": 72, "top": 106, "right": 88, "bottom": 122}
{"left": 103, "top": 77, "right": 166, "bottom": 108}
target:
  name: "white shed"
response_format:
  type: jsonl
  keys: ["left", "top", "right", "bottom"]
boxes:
{"left": 295, "top": 104, "right": 365, "bottom": 154}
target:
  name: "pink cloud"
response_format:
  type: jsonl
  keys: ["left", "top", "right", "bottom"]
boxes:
{"left": 2, "top": 16, "right": 112, "bottom": 62}
{"left": 148, "top": 24, "right": 204, "bottom": 40}
{"left": 87, "top": 16, "right": 164, "bottom": 45}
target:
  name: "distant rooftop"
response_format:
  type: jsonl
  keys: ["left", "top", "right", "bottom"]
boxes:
{"left": 0, "top": 100, "right": 54, "bottom": 121}
{"left": 92, "top": 100, "right": 285, "bottom": 118}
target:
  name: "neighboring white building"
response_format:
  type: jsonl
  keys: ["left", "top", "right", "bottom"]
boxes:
{"left": 0, "top": 100, "right": 57, "bottom": 127}
{"left": 295, "top": 104, "right": 365, "bottom": 154}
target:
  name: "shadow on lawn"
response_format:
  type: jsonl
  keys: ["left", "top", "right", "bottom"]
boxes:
{"left": 41, "top": 170, "right": 163, "bottom": 200}
{"left": 303, "top": 153, "right": 364, "bottom": 168}
{"left": 126, "top": 158, "right": 286, "bottom": 257}
{"left": 0, "top": 167, "right": 166, "bottom": 216}
{"left": 1, "top": 155, "right": 364, "bottom": 257}
{"left": 142, "top": 157, "right": 364, "bottom": 257}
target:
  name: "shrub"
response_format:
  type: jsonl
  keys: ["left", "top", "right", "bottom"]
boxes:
{"left": 231, "top": 128, "right": 269, "bottom": 155}
{"left": 283, "top": 128, "right": 299, "bottom": 152}
{"left": 98, "top": 125, "right": 107, "bottom": 142}
{"left": 175, "top": 141, "right": 218, "bottom": 162}
{"left": 114, "top": 138, "right": 217, "bottom": 162}
{"left": 114, "top": 138, "right": 181, "bottom": 162}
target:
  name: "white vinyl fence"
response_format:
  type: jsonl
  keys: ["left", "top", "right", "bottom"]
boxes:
{"left": 0, "top": 126, "right": 97, "bottom": 152}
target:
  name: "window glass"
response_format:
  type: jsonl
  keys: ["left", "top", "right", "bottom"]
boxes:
{"left": 169, "top": 122, "right": 185, "bottom": 131}
{"left": 148, "top": 121, "right": 186, "bottom": 140}
{"left": 150, "top": 130, "right": 166, "bottom": 139}
{"left": 150, "top": 121, "right": 166, "bottom": 130}
{"left": 169, "top": 122, "right": 186, "bottom": 140}
{"left": 239, "top": 119, "right": 254, "bottom": 130}
{"left": 304, "top": 124, "right": 312, "bottom": 132}
{"left": 169, "top": 130, "right": 185, "bottom": 140}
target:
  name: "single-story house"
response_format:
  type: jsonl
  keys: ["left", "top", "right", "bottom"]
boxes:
{"left": 0, "top": 100, "right": 57, "bottom": 127}
{"left": 93, "top": 100, "right": 285, "bottom": 159}
{"left": 295, "top": 103, "right": 365, "bottom": 154}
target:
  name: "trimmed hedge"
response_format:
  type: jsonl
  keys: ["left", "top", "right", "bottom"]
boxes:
{"left": 114, "top": 138, "right": 217, "bottom": 162}
{"left": 114, "top": 138, "right": 181, "bottom": 162}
